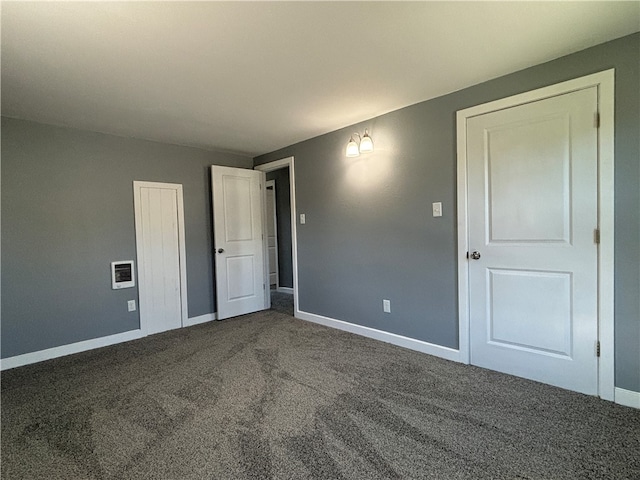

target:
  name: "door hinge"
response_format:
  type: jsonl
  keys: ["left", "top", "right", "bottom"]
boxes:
{"left": 596, "top": 340, "right": 601, "bottom": 357}
{"left": 595, "top": 112, "right": 600, "bottom": 128}
{"left": 594, "top": 228, "right": 600, "bottom": 244}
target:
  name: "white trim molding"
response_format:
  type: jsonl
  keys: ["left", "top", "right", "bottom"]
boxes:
{"left": 183, "top": 312, "right": 217, "bottom": 327}
{"left": 297, "top": 310, "right": 461, "bottom": 363}
{"left": 277, "top": 287, "right": 294, "bottom": 294}
{"left": 254, "top": 156, "right": 299, "bottom": 316}
{"left": 0, "top": 329, "right": 144, "bottom": 371}
{"left": 615, "top": 388, "right": 640, "bottom": 409}
{"left": 456, "top": 69, "right": 615, "bottom": 400}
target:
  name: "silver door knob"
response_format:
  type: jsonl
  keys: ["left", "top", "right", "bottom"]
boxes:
{"left": 217, "top": 248, "right": 224, "bottom": 254}
{"left": 470, "top": 251, "right": 481, "bottom": 260}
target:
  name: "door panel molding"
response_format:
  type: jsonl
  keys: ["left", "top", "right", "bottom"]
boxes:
{"left": 133, "top": 181, "right": 188, "bottom": 336}
{"left": 456, "top": 69, "right": 614, "bottom": 400}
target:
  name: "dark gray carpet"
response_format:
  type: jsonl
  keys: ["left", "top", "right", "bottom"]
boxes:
{"left": 270, "top": 290, "right": 293, "bottom": 316}
{"left": 2, "top": 310, "right": 639, "bottom": 479}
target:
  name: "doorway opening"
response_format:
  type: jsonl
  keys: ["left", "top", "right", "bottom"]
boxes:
{"left": 255, "top": 157, "right": 298, "bottom": 317}
{"left": 265, "top": 179, "right": 279, "bottom": 290}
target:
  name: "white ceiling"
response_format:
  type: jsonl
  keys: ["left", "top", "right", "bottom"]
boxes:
{"left": 2, "top": 2, "right": 639, "bottom": 157}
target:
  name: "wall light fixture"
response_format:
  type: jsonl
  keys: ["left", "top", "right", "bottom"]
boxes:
{"left": 346, "top": 129, "right": 374, "bottom": 157}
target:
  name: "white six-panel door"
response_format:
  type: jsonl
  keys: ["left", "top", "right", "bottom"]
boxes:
{"left": 133, "top": 181, "right": 187, "bottom": 336}
{"left": 211, "top": 166, "right": 266, "bottom": 320}
{"left": 466, "top": 87, "right": 599, "bottom": 395}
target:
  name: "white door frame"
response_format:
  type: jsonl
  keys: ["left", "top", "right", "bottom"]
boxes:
{"left": 133, "top": 181, "right": 189, "bottom": 336}
{"left": 456, "top": 70, "right": 615, "bottom": 400}
{"left": 265, "top": 179, "right": 280, "bottom": 290}
{"left": 255, "top": 156, "right": 299, "bottom": 316}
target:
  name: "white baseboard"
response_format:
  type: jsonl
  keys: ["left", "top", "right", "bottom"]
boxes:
{"left": 296, "top": 310, "right": 461, "bottom": 363}
{"left": 5, "top": 309, "right": 628, "bottom": 408}
{"left": 277, "top": 287, "right": 294, "bottom": 294}
{"left": 1, "top": 311, "right": 221, "bottom": 371}
{"left": 183, "top": 312, "right": 217, "bottom": 327}
{"left": 0, "top": 329, "right": 144, "bottom": 371}
{"left": 615, "top": 387, "right": 640, "bottom": 409}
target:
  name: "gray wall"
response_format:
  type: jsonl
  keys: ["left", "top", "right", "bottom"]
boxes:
{"left": 266, "top": 167, "right": 293, "bottom": 288}
{"left": 1, "top": 118, "right": 252, "bottom": 358}
{"left": 255, "top": 33, "right": 640, "bottom": 392}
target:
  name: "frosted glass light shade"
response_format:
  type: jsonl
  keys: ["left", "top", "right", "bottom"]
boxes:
{"left": 359, "top": 131, "right": 374, "bottom": 153}
{"left": 346, "top": 138, "right": 360, "bottom": 157}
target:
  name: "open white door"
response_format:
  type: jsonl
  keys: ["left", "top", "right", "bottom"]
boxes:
{"left": 211, "top": 166, "right": 266, "bottom": 320}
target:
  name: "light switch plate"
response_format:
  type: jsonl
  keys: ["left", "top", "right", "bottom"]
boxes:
{"left": 300, "top": 213, "right": 306, "bottom": 224}
{"left": 432, "top": 202, "right": 442, "bottom": 217}
{"left": 127, "top": 300, "right": 136, "bottom": 312}
{"left": 383, "top": 299, "right": 391, "bottom": 313}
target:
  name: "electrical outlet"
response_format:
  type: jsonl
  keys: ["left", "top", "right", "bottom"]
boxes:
{"left": 432, "top": 202, "right": 442, "bottom": 217}
{"left": 127, "top": 300, "right": 137, "bottom": 312}
{"left": 383, "top": 299, "right": 391, "bottom": 313}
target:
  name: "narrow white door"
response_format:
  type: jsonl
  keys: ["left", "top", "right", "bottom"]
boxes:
{"left": 266, "top": 180, "right": 279, "bottom": 288}
{"left": 134, "top": 182, "right": 187, "bottom": 336}
{"left": 211, "top": 166, "right": 266, "bottom": 320}
{"left": 467, "top": 87, "right": 599, "bottom": 395}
